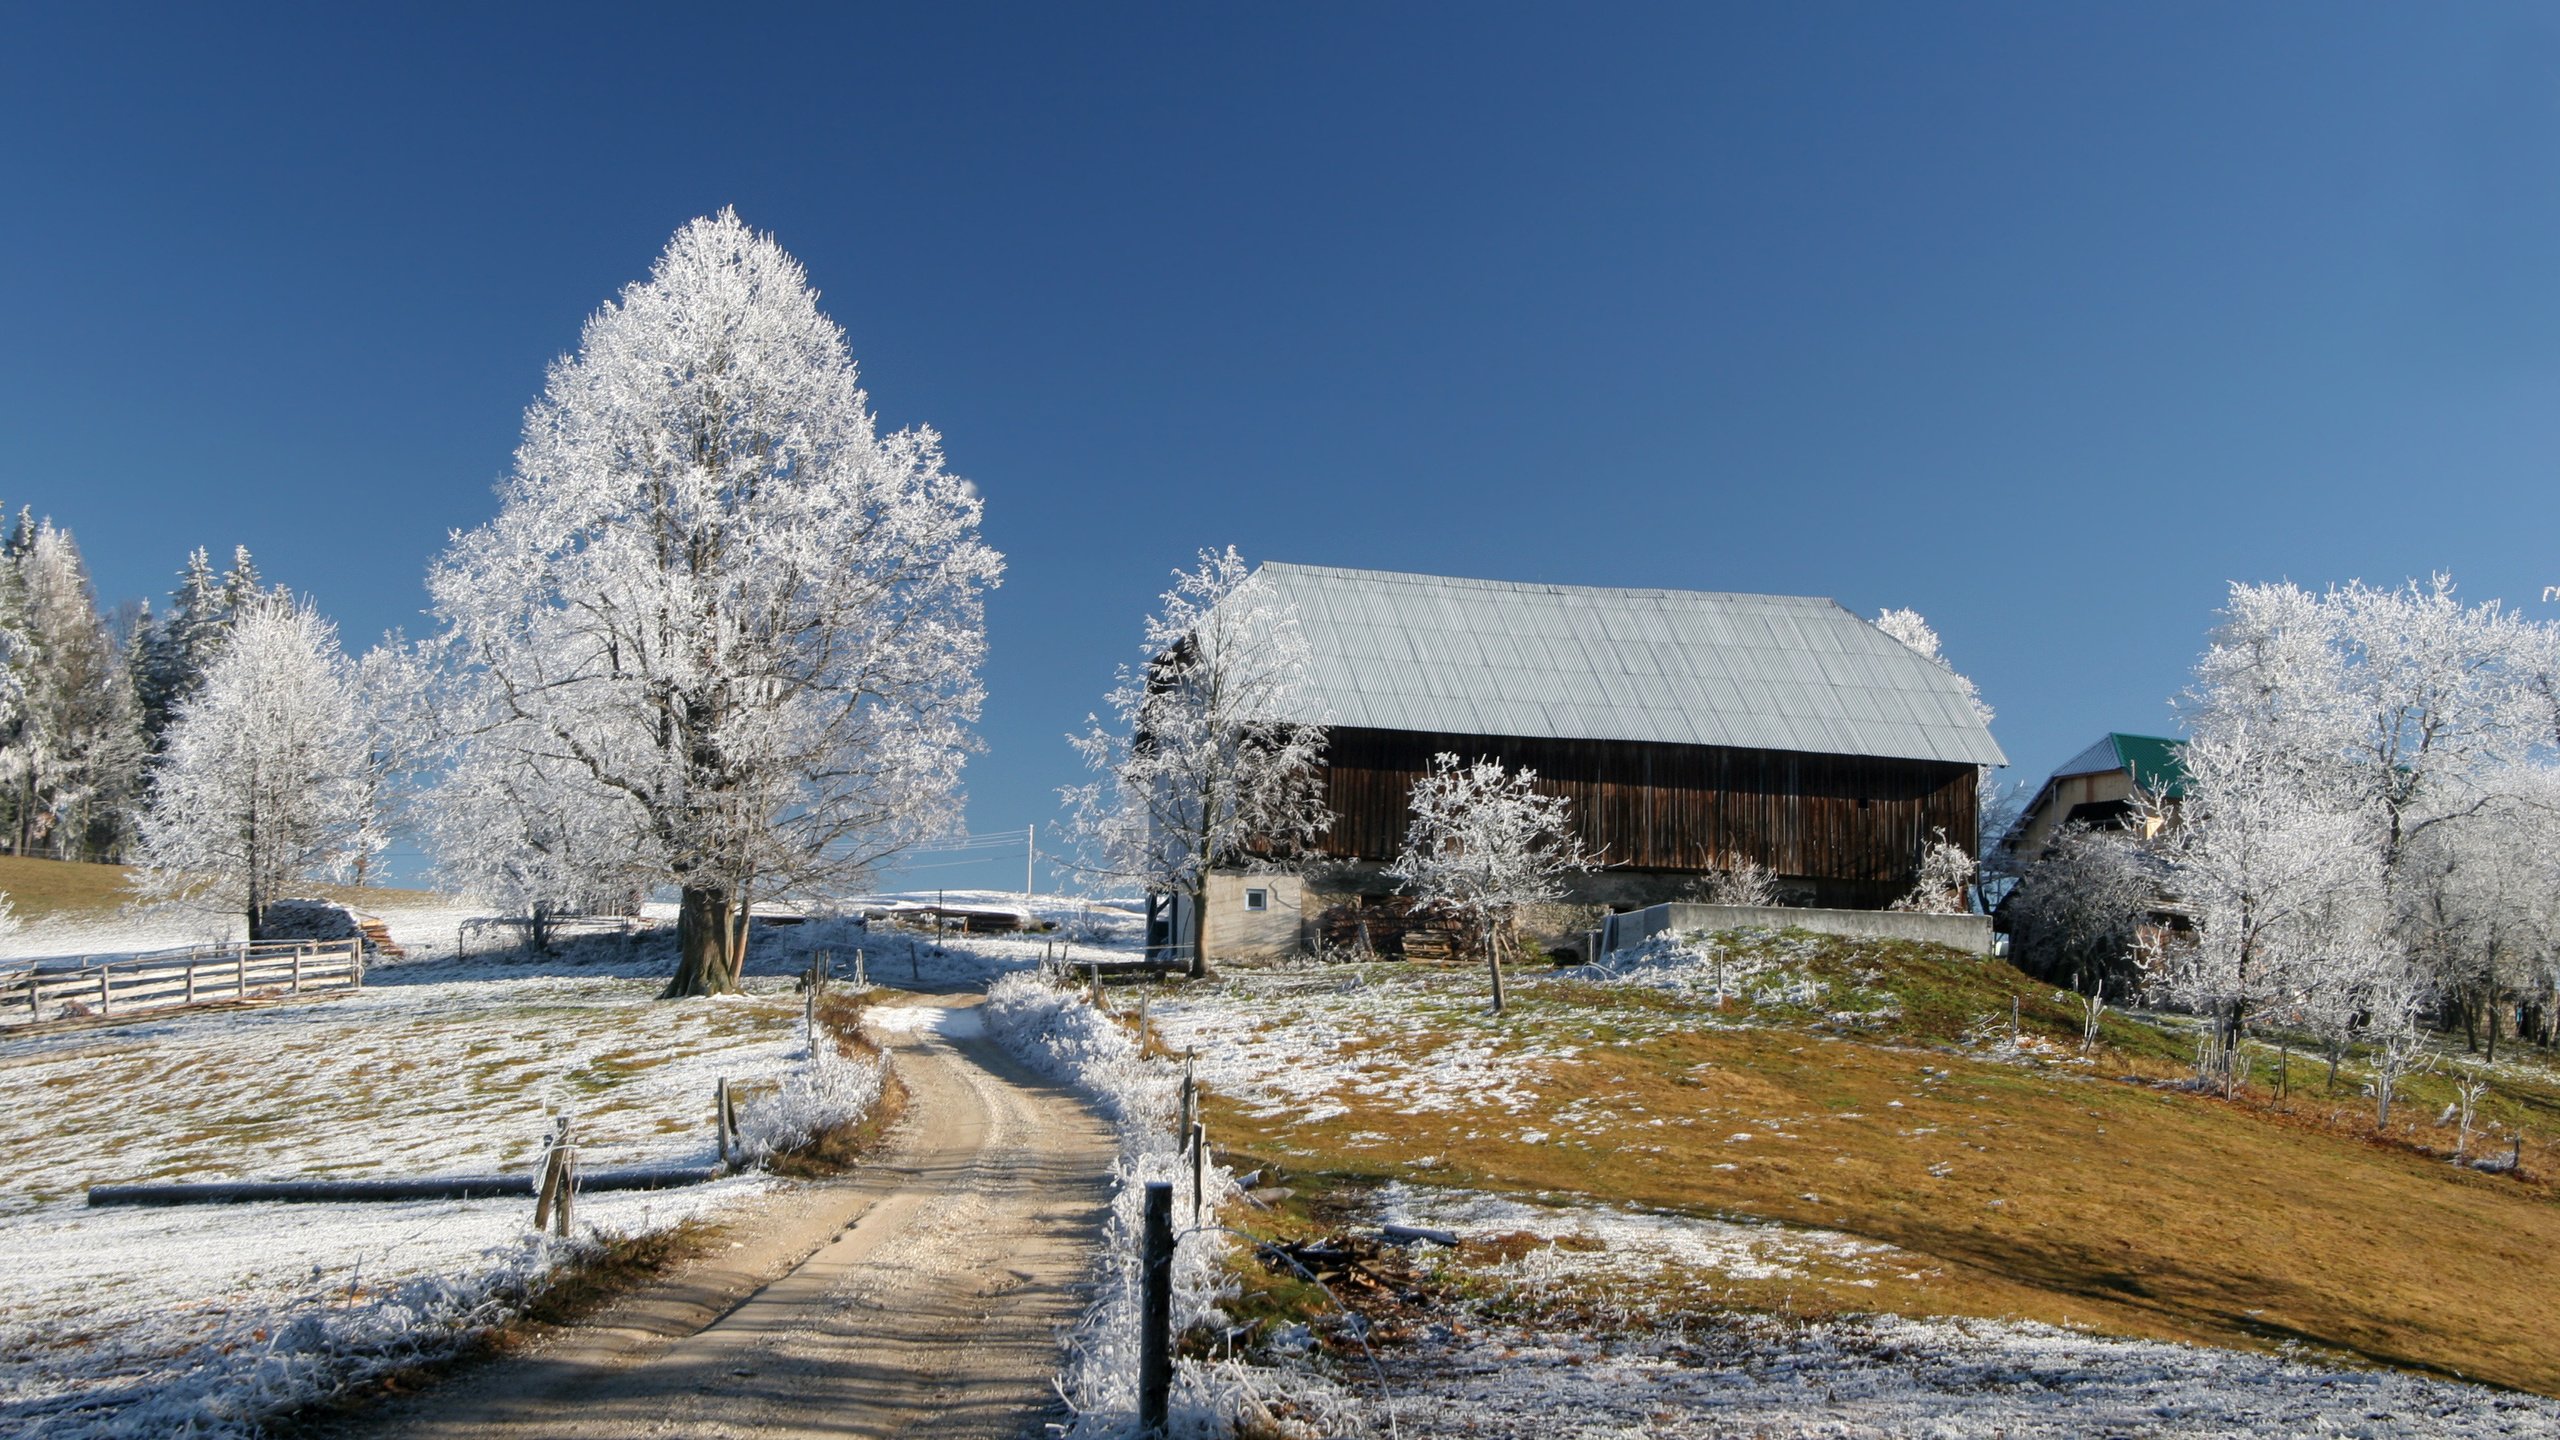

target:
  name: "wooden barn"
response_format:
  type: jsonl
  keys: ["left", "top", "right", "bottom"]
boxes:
{"left": 1178, "top": 564, "right": 2007, "bottom": 961}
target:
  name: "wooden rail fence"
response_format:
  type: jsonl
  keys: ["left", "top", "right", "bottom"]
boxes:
{"left": 0, "top": 939, "right": 364, "bottom": 1029}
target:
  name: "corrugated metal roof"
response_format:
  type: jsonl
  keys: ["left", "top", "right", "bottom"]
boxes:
{"left": 1246, "top": 563, "right": 2007, "bottom": 767}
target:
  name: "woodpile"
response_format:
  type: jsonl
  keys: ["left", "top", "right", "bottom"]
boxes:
{"left": 1313, "top": 895, "right": 1472, "bottom": 963}
{"left": 353, "top": 912, "right": 403, "bottom": 958}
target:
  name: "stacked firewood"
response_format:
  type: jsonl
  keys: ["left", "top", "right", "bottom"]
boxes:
{"left": 1313, "top": 896, "right": 1473, "bottom": 963}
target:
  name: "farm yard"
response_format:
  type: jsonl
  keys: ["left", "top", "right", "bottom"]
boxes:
{"left": 13, "top": 48, "right": 2560, "bottom": 1440}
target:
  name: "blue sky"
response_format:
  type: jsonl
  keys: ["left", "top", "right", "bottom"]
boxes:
{"left": 5, "top": 5, "right": 2557, "bottom": 890}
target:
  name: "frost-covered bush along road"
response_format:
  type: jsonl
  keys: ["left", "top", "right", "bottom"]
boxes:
{"left": 0, "top": 915, "right": 886, "bottom": 1438}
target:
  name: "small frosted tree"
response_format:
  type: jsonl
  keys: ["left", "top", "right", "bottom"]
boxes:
{"left": 2005, "top": 821, "right": 2155, "bottom": 998}
{"left": 432, "top": 211, "right": 1000, "bottom": 997}
{"left": 1387, "top": 753, "right": 1595, "bottom": 979}
{"left": 1890, "top": 829, "right": 1978, "bottom": 914}
{"left": 1064, "top": 547, "right": 1329, "bottom": 975}
{"left": 137, "top": 598, "right": 367, "bottom": 940}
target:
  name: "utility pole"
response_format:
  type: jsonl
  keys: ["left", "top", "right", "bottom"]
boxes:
{"left": 1025, "top": 824, "right": 1036, "bottom": 907}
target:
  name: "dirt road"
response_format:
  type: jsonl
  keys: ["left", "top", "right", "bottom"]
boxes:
{"left": 363, "top": 999, "right": 1113, "bottom": 1440}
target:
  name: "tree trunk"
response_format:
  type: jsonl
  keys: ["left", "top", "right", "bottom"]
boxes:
{"left": 665, "top": 885, "right": 748, "bottom": 997}
{"left": 1186, "top": 880, "right": 1208, "bottom": 980}
{"left": 2487, "top": 991, "right": 2501, "bottom": 1065}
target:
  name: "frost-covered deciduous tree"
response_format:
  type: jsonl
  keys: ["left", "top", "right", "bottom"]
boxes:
{"left": 2147, "top": 715, "right": 2385, "bottom": 1093}
{"left": 1064, "top": 547, "right": 1329, "bottom": 975}
{"left": 432, "top": 211, "right": 999, "bottom": 997}
{"left": 1387, "top": 753, "right": 1595, "bottom": 971}
{"left": 2156, "top": 583, "right": 2396, "bottom": 1090}
{"left": 346, "top": 637, "right": 438, "bottom": 889}
{"left": 2325, "top": 576, "right": 2539, "bottom": 877}
{"left": 428, "top": 738, "right": 645, "bottom": 953}
{"left": 1875, "top": 606, "right": 1994, "bottom": 728}
{"left": 2005, "top": 821, "right": 2155, "bottom": 999}
{"left": 137, "top": 598, "right": 368, "bottom": 940}
{"left": 2392, "top": 777, "right": 2560, "bottom": 1061}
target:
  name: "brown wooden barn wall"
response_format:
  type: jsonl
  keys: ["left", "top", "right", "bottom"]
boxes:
{"left": 1315, "top": 727, "right": 1979, "bottom": 885}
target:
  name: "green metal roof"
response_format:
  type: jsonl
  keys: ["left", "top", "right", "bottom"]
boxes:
{"left": 2106, "top": 733, "right": 2186, "bottom": 798}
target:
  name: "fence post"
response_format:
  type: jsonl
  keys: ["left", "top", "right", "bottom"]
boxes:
{"left": 533, "top": 1117, "right": 570, "bottom": 1231}
{"left": 1190, "top": 1120, "right": 1207, "bottom": 1228}
{"left": 1178, "top": 1063, "right": 1195, "bottom": 1148}
{"left": 1139, "top": 1180, "right": 1174, "bottom": 1439}
{"left": 716, "top": 1078, "right": 738, "bottom": 1168}
{"left": 351, "top": 938, "right": 365, "bottom": 987}
{"left": 855, "top": 948, "right": 866, "bottom": 988}
{"left": 555, "top": 1133, "right": 576, "bottom": 1236}
{"left": 236, "top": 946, "right": 246, "bottom": 1000}
{"left": 185, "top": 960, "right": 196, "bottom": 1006}
{"left": 292, "top": 947, "right": 303, "bottom": 995}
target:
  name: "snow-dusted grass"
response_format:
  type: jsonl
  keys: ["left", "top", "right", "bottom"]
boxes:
{"left": 0, "top": 914, "right": 886, "bottom": 1437}
{"left": 1151, "top": 962, "right": 1579, "bottom": 1132}
{"left": 1374, "top": 1182, "right": 1903, "bottom": 1294}
{"left": 1374, "top": 1310, "right": 2560, "bottom": 1439}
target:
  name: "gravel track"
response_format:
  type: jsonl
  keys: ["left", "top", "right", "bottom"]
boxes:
{"left": 357, "top": 997, "right": 1114, "bottom": 1440}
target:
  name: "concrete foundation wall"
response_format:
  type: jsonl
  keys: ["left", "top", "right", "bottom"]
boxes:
{"left": 1603, "top": 902, "right": 1993, "bottom": 956}
{"left": 1204, "top": 873, "right": 1306, "bottom": 962}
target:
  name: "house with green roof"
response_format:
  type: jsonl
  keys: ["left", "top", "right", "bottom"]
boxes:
{"left": 2002, "top": 732, "right": 2187, "bottom": 869}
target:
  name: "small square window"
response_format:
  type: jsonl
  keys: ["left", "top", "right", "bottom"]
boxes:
{"left": 1244, "top": 887, "right": 1270, "bottom": 912}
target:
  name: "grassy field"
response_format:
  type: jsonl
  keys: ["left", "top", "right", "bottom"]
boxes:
{"left": 0, "top": 854, "right": 445, "bottom": 919}
{"left": 1156, "top": 931, "right": 2560, "bottom": 1396}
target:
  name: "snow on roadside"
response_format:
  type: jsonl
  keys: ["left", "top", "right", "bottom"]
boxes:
{"left": 0, "top": 921, "right": 884, "bottom": 1438}
{"left": 985, "top": 969, "right": 1362, "bottom": 1439}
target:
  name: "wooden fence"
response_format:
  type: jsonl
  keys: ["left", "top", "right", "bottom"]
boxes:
{"left": 0, "top": 939, "right": 364, "bottom": 1029}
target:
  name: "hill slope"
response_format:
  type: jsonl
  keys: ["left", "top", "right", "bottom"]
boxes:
{"left": 1152, "top": 928, "right": 2560, "bottom": 1396}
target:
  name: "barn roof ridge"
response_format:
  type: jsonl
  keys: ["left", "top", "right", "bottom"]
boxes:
{"left": 1256, "top": 561, "right": 1852, "bottom": 612}
{"left": 1241, "top": 561, "right": 2008, "bottom": 769}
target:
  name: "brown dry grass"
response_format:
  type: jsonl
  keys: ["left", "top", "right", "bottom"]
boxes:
{"left": 0, "top": 854, "right": 446, "bottom": 919}
{"left": 1197, "top": 934, "right": 2560, "bottom": 1394}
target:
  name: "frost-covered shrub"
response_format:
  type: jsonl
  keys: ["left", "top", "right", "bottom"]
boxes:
{"left": 738, "top": 1044, "right": 886, "bottom": 1162}
{"left": 33, "top": 1237, "right": 575, "bottom": 1439}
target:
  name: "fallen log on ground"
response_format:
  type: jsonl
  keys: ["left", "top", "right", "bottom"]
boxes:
{"left": 87, "top": 1163, "right": 727, "bottom": 1207}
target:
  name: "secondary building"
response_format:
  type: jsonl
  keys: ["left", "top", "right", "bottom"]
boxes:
{"left": 1175, "top": 563, "right": 2008, "bottom": 960}
{"left": 2000, "top": 732, "right": 2187, "bottom": 870}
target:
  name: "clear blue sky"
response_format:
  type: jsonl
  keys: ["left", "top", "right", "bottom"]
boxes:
{"left": 6, "top": 5, "right": 2557, "bottom": 891}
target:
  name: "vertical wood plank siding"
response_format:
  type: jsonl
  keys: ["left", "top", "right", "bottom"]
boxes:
{"left": 1317, "top": 727, "right": 1978, "bottom": 883}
